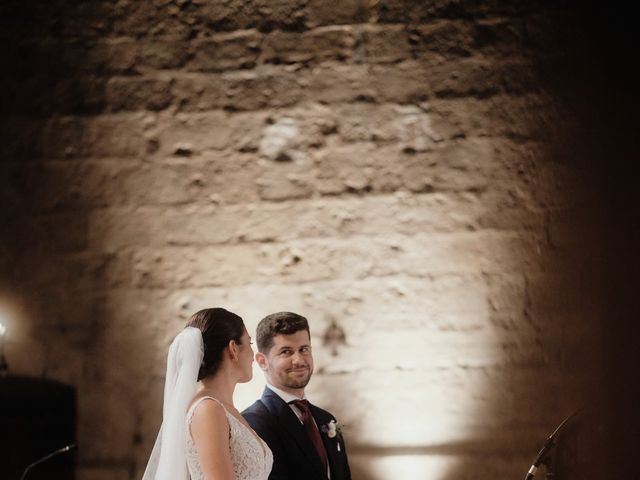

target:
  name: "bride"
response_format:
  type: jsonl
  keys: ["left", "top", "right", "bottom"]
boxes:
{"left": 143, "top": 308, "right": 273, "bottom": 480}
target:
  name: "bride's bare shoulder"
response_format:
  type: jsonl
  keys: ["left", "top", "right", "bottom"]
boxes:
{"left": 190, "top": 395, "right": 225, "bottom": 414}
{"left": 190, "top": 397, "right": 229, "bottom": 439}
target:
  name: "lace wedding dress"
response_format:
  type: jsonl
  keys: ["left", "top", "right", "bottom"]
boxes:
{"left": 186, "top": 397, "right": 273, "bottom": 480}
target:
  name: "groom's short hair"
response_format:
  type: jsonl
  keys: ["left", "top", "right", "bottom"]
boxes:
{"left": 256, "top": 311, "right": 310, "bottom": 353}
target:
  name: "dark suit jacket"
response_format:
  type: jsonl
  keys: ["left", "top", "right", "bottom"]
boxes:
{"left": 242, "top": 387, "right": 352, "bottom": 480}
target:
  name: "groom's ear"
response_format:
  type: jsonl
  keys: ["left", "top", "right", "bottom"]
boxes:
{"left": 255, "top": 351, "right": 268, "bottom": 370}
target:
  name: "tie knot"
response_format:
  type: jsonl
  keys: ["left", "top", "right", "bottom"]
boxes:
{"left": 290, "top": 399, "right": 310, "bottom": 411}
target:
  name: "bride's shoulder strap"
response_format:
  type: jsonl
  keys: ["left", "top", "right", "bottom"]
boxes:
{"left": 192, "top": 395, "right": 227, "bottom": 411}
{"left": 188, "top": 395, "right": 228, "bottom": 421}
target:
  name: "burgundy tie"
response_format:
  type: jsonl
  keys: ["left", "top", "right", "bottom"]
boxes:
{"left": 290, "top": 399, "right": 329, "bottom": 476}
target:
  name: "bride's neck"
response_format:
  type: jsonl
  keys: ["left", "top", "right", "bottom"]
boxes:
{"left": 198, "top": 371, "right": 236, "bottom": 407}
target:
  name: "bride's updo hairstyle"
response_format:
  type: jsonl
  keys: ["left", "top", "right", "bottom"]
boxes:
{"left": 185, "top": 307, "right": 245, "bottom": 380}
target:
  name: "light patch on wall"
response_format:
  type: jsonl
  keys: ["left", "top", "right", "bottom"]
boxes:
{"left": 351, "top": 453, "right": 457, "bottom": 480}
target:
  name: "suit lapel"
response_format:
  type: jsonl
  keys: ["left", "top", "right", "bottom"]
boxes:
{"left": 260, "top": 388, "right": 327, "bottom": 478}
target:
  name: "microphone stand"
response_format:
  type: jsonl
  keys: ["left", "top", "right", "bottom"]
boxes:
{"left": 19, "top": 444, "right": 76, "bottom": 480}
{"left": 524, "top": 408, "right": 585, "bottom": 480}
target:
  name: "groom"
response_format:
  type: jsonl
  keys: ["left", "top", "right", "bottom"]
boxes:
{"left": 242, "top": 312, "right": 352, "bottom": 480}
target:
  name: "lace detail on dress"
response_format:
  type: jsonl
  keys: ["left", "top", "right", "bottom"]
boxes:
{"left": 186, "top": 397, "right": 273, "bottom": 480}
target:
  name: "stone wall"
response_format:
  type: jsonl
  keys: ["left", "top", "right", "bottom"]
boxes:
{"left": 0, "top": 1, "right": 609, "bottom": 479}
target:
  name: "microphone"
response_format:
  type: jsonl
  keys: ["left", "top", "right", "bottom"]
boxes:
{"left": 524, "top": 408, "right": 585, "bottom": 480}
{"left": 19, "top": 443, "right": 77, "bottom": 480}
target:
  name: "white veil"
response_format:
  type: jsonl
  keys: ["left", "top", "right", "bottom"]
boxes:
{"left": 142, "top": 327, "right": 204, "bottom": 480}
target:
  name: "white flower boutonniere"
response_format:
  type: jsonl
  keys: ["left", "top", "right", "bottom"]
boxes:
{"left": 320, "top": 419, "right": 341, "bottom": 438}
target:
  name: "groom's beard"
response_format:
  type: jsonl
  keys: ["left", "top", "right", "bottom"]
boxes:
{"left": 283, "top": 366, "right": 312, "bottom": 389}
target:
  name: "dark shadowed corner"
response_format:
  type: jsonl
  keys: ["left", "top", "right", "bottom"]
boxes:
{"left": 0, "top": 1, "right": 125, "bottom": 479}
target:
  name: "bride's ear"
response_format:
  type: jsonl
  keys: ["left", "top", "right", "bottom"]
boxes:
{"left": 228, "top": 339, "right": 240, "bottom": 361}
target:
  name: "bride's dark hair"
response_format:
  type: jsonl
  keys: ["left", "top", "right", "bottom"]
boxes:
{"left": 186, "top": 307, "right": 245, "bottom": 380}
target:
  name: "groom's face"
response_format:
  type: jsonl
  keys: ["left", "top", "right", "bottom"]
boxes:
{"left": 256, "top": 329, "right": 314, "bottom": 395}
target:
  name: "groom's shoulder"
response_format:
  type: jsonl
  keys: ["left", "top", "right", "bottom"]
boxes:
{"left": 242, "top": 399, "right": 278, "bottom": 435}
{"left": 309, "top": 402, "right": 337, "bottom": 421}
{"left": 241, "top": 398, "right": 274, "bottom": 424}
{"left": 241, "top": 398, "right": 268, "bottom": 416}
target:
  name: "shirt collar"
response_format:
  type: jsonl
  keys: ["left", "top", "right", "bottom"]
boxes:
{"left": 266, "top": 383, "right": 306, "bottom": 404}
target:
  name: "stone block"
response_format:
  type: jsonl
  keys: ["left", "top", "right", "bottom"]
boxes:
{"left": 334, "top": 102, "right": 440, "bottom": 148}
{"left": 139, "top": 35, "right": 190, "bottom": 70}
{"left": 261, "top": 27, "right": 355, "bottom": 65}
{"left": 172, "top": 74, "right": 227, "bottom": 111}
{"left": 222, "top": 67, "right": 303, "bottom": 111}
{"left": 83, "top": 38, "right": 139, "bottom": 74}
{"left": 356, "top": 25, "right": 412, "bottom": 63}
{"left": 427, "top": 57, "right": 537, "bottom": 98}
{"left": 305, "top": 0, "right": 370, "bottom": 27}
{"left": 150, "top": 111, "right": 233, "bottom": 156}
{"left": 227, "top": 110, "right": 273, "bottom": 152}
{"left": 401, "top": 137, "right": 497, "bottom": 193}
{"left": 192, "top": 152, "right": 262, "bottom": 204}
{"left": 112, "top": 0, "right": 192, "bottom": 38}
{"left": 189, "top": 30, "right": 262, "bottom": 72}
{"left": 305, "top": 64, "right": 375, "bottom": 103}
{"left": 191, "top": 0, "right": 253, "bottom": 31}
{"left": 428, "top": 93, "right": 555, "bottom": 141}
{"left": 43, "top": 114, "right": 148, "bottom": 159}
{"left": 195, "top": 0, "right": 307, "bottom": 32}
{"left": 256, "top": 144, "right": 316, "bottom": 199}
{"left": 312, "top": 142, "right": 376, "bottom": 195}
{"left": 175, "top": 68, "right": 304, "bottom": 111}
{"left": 102, "top": 160, "right": 207, "bottom": 206}
{"left": 411, "top": 21, "right": 475, "bottom": 59}
{"left": 106, "top": 76, "right": 174, "bottom": 111}
{"left": 369, "top": 61, "right": 430, "bottom": 103}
